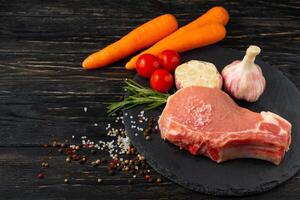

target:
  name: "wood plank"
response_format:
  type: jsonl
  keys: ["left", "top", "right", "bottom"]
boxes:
{"left": 1, "top": 147, "right": 300, "bottom": 199}
{"left": 0, "top": 0, "right": 300, "bottom": 199}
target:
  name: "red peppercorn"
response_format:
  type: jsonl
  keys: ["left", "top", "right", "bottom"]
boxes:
{"left": 66, "top": 149, "right": 73, "bottom": 155}
{"left": 37, "top": 172, "right": 44, "bottom": 179}
{"left": 72, "top": 154, "right": 80, "bottom": 161}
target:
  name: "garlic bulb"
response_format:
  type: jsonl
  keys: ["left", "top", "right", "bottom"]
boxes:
{"left": 221, "top": 45, "right": 266, "bottom": 102}
{"left": 175, "top": 60, "right": 223, "bottom": 90}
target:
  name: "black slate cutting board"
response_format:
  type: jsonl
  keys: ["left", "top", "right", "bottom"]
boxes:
{"left": 123, "top": 46, "right": 300, "bottom": 196}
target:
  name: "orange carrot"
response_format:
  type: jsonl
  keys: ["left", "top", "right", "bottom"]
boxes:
{"left": 125, "top": 6, "right": 229, "bottom": 70}
{"left": 126, "top": 23, "right": 226, "bottom": 69}
{"left": 82, "top": 14, "right": 178, "bottom": 69}
{"left": 187, "top": 6, "right": 229, "bottom": 28}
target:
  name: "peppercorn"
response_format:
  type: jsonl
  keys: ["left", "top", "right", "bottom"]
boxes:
{"left": 66, "top": 149, "right": 73, "bottom": 155}
{"left": 109, "top": 162, "right": 116, "bottom": 169}
{"left": 52, "top": 141, "right": 58, "bottom": 148}
{"left": 37, "top": 172, "right": 44, "bottom": 179}
{"left": 95, "top": 159, "right": 101, "bottom": 165}
{"left": 144, "top": 175, "right": 150, "bottom": 180}
{"left": 72, "top": 154, "right": 80, "bottom": 161}
{"left": 97, "top": 178, "right": 103, "bottom": 183}
{"left": 156, "top": 177, "right": 162, "bottom": 183}
{"left": 79, "top": 157, "right": 86, "bottom": 164}
{"left": 58, "top": 148, "right": 63, "bottom": 154}
{"left": 139, "top": 156, "right": 145, "bottom": 161}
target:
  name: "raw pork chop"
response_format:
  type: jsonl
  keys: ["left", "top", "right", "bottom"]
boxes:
{"left": 158, "top": 86, "right": 291, "bottom": 165}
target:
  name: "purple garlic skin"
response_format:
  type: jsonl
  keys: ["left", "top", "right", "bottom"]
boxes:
{"left": 221, "top": 45, "right": 266, "bottom": 102}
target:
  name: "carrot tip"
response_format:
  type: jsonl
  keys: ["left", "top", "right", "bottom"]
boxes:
{"left": 125, "top": 62, "right": 135, "bottom": 70}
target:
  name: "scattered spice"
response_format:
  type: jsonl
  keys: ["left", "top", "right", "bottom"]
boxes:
{"left": 79, "top": 157, "right": 86, "bottom": 164}
{"left": 95, "top": 159, "right": 101, "bottom": 165}
{"left": 92, "top": 159, "right": 101, "bottom": 167}
{"left": 52, "top": 141, "right": 58, "bottom": 148}
{"left": 36, "top": 110, "right": 166, "bottom": 185}
{"left": 58, "top": 148, "right": 63, "bottom": 154}
{"left": 66, "top": 157, "right": 71, "bottom": 163}
{"left": 97, "top": 178, "right": 103, "bottom": 183}
{"left": 41, "top": 162, "right": 49, "bottom": 168}
{"left": 37, "top": 172, "right": 44, "bottom": 179}
{"left": 156, "top": 177, "right": 162, "bottom": 183}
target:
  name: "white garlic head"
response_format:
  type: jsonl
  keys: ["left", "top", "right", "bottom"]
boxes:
{"left": 221, "top": 45, "right": 266, "bottom": 102}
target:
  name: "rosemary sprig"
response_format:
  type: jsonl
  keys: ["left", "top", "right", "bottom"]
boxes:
{"left": 107, "top": 79, "right": 170, "bottom": 115}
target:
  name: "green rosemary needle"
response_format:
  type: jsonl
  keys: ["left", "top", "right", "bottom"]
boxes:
{"left": 107, "top": 79, "right": 170, "bottom": 115}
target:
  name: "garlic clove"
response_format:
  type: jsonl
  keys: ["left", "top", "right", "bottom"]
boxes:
{"left": 221, "top": 45, "right": 266, "bottom": 102}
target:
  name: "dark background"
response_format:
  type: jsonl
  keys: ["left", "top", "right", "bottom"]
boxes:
{"left": 0, "top": 0, "right": 299, "bottom": 199}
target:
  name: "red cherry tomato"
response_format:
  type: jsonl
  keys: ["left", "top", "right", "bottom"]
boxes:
{"left": 150, "top": 69, "right": 174, "bottom": 93}
{"left": 157, "top": 50, "right": 180, "bottom": 72}
{"left": 136, "top": 54, "right": 161, "bottom": 78}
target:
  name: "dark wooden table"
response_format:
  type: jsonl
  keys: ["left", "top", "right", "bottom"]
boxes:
{"left": 1, "top": 0, "right": 299, "bottom": 199}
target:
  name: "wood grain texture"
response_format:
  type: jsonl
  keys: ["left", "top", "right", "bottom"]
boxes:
{"left": 0, "top": 0, "right": 299, "bottom": 199}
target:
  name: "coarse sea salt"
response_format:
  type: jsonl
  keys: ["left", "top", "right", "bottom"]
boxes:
{"left": 75, "top": 109, "right": 153, "bottom": 160}
{"left": 77, "top": 114, "right": 131, "bottom": 159}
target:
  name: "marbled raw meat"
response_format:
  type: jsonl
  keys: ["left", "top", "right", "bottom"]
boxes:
{"left": 158, "top": 86, "right": 291, "bottom": 165}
